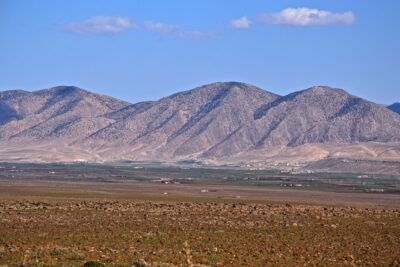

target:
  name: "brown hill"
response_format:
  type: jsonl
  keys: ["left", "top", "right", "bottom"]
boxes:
{"left": 253, "top": 86, "right": 400, "bottom": 148}
{"left": 0, "top": 86, "right": 128, "bottom": 141}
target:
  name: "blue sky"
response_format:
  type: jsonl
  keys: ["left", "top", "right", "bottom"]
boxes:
{"left": 0, "top": 1, "right": 399, "bottom": 104}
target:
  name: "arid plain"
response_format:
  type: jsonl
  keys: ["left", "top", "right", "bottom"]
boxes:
{"left": 0, "top": 163, "right": 399, "bottom": 266}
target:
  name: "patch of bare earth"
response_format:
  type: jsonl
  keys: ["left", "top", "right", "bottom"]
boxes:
{"left": 0, "top": 200, "right": 399, "bottom": 266}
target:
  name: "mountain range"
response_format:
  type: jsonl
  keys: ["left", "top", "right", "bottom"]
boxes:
{"left": 388, "top": 103, "right": 400, "bottom": 114}
{"left": 1, "top": 82, "right": 400, "bottom": 165}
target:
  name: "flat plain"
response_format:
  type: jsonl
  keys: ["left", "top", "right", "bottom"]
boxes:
{"left": 0, "top": 163, "right": 399, "bottom": 266}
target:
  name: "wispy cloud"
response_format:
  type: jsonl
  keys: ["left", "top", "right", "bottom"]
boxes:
{"left": 180, "top": 30, "right": 218, "bottom": 39}
{"left": 259, "top": 8, "right": 355, "bottom": 26}
{"left": 142, "top": 21, "right": 179, "bottom": 36}
{"left": 65, "top": 16, "right": 136, "bottom": 35}
{"left": 142, "top": 21, "right": 216, "bottom": 39}
{"left": 231, "top": 16, "right": 251, "bottom": 29}
{"left": 65, "top": 17, "right": 215, "bottom": 39}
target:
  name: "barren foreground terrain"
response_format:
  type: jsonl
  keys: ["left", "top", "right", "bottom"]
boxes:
{"left": 0, "top": 178, "right": 400, "bottom": 266}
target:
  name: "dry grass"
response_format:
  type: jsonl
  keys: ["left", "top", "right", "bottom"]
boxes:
{"left": 183, "top": 241, "right": 193, "bottom": 267}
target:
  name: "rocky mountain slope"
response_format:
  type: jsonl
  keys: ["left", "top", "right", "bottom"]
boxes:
{"left": 0, "top": 82, "right": 399, "bottom": 163}
{"left": 0, "top": 86, "right": 128, "bottom": 142}
{"left": 83, "top": 82, "right": 279, "bottom": 159}
{"left": 252, "top": 87, "right": 400, "bottom": 147}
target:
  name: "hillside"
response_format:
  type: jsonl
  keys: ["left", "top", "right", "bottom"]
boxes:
{"left": 253, "top": 86, "right": 400, "bottom": 147}
{"left": 0, "top": 86, "right": 128, "bottom": 141}
{"left": 83, "top": 82, "right": 279, "bottom": 159}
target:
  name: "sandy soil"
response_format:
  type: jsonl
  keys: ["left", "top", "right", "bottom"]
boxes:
{"left": 0, "top": 179, "right": 399, "bottom": 208}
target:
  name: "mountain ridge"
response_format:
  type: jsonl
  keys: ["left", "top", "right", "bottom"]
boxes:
{"left": 0, "top": 82, "right": 399, "bottom": 164}
{"left": 388, "top": 103, "right": 400, "bottom": 114}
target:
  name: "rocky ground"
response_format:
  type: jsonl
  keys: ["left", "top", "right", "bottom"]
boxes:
{"left": 0, "top": 199, "right": 399, "bottom": 266}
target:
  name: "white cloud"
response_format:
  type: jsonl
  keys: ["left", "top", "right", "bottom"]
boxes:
{"left": 65, "top": 17, "right": 217, "bottom": 39}
{"left": 259, "top": 8, "right": 355, "bottom": 26}
{"left": 142, "top": 21, "right": 179, "bottom": 36}
{"left": 231, "top": 16, "right": 251, "bottom": 29}
{"left": 142, "top": 21, "right": 216, "bottom": 39}
{"left": 180, "top": 30, "right": 218, "bottom": 39}
{"left": 65, "top": 16, "right": 136, "bottom": 35}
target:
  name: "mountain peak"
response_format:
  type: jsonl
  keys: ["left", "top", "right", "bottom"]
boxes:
{"left": 50, "top": 85, "right": 83, "bottom": 91}
{"left": 302, "top": 85, "right": 348, "bottom": 95}
{"left": 0, "top": 89, "right": 29, "bottom": 94}
{"left": 37, "top": 85, "right": 88, "bottom": 96}
{"left": 168, "top": 81, "right": 279, "bottom": 101}
{"left": 205, "top": 81, "right": 256, "bottom": 88}
{"left": 0, "top": 89, "right": 29, "bottom": 100}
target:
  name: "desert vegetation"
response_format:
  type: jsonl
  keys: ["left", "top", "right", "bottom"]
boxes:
{"left": 1, "top": 199, "right": 399, "bottom": 266}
